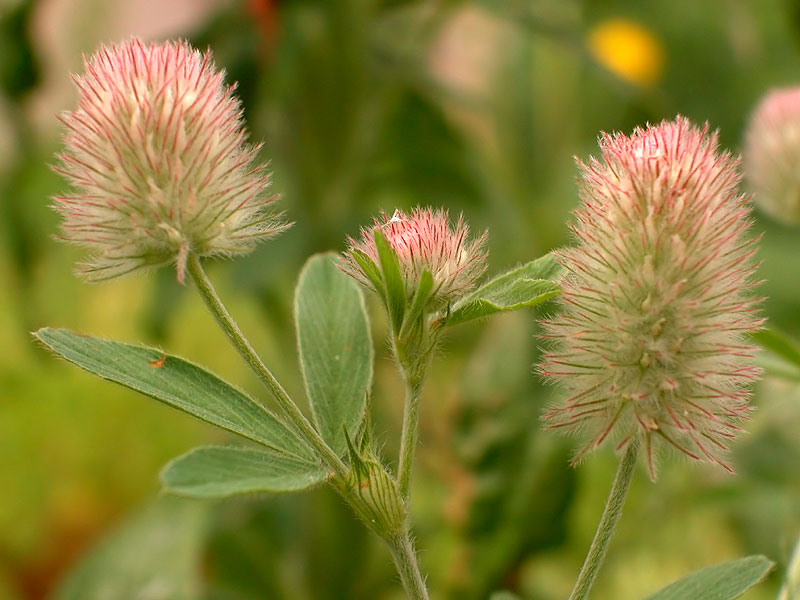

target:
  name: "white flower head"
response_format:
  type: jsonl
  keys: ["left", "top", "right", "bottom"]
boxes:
{"left": 540, "top": 117, "right": 762, "bottom": 478}
{"left": 55, "top": 38, "right": 287, "bottom": 282}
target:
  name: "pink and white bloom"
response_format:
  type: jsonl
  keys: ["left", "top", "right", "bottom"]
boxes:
{"left": 539, "top": 117, "right": 762, "bottom": 477}
{"left": 55, "top": 38, "right": 286, "bottom": 282}
{"left": 342, "top": 207, "right": 487, "bottom": 309}
{"left": 744, "top": 86, "right": 800, "bottom": 225}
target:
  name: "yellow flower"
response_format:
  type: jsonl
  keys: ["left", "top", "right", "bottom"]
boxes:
{"left": 587, "top": 18, "right": 665, "bottom": 87}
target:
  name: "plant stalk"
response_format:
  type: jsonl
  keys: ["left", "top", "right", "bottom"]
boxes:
{"left": 387, "top": 529, "right": 430, "bottom": 600}
{"left": 567, "top": 441, "right": 638, "bottom": 600}
{"left": 397, "top": 376, "right": 423, "bottom": 501}
{"left": 189, "top": 254, "right": 431, "bottom": 599}
{"left": 186, "top": 253, "right": 348, "bottom": 481}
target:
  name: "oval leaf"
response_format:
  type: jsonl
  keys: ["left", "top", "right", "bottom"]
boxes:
{"left": 644, "top": 555, "right": 774, "bottom": 600}
{"left": 161, "top": 445, "right": 329, "bottom": 498}
{"left": 446, "top": 253, "right": 564, "bottom": 326}
{"left": 295, "top": 254, "right": 373, "bottom": 456}
{"left": 34, "top": 328, "right": 315, "bottom": 461}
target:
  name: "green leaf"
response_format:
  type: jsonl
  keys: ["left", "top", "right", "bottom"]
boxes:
{"left": 752, "top": 328, "right": 800, "bottom": 369}
{"left": 374, "top": 228, "right": 407, "bottom": 334}
{"left": 295, "top": 254, "right": 373, "bottom": 456}
{"left": 490, "top": 592, "right": 522, "bottom": 600}
{"left": 34, "top": 328, "right": 315, "bottom": 461}
{"left": 644, "top": 555, "right": 774, "bottom": 600}
{"left": 161, "top": 445, "right": 329, "bottom": 498}
{"left": 403, "top": 269, "right": 435, "bottom": 329}
{"left": 350, "top": 247, "right": 386, "bottom": 300}
{"left": 445, "top": 253, "right": 564, "bottom": 326}
{"left": 53, "top": 497, "right": 209, "bottom": 600}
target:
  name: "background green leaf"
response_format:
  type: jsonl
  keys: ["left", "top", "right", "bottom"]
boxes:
{"left": 201, "top": 488, "right": 394, "bottom": 600}
{"left": 34, "top": 328, "right": 314, "bottom": 460}
{"left": 53, "top": 497, "right": 209, "bottom": 600}
{"left": 161, "top": 445, "right": 329, "bottom": 498}
{"left": 644, "top": 555, "right": 774, "bottom": 600}
{"left": 751, "top": 328, "right": 800, "bottom": 381}
{"left": 446, "top": 254, "right": 563, "bottom": 326}
{"left": 752, "top": 329, "right": 800, "bottom": 368}
{"left": 489, "top": 592, "right": 521, "bottom": 600}
{"left": 441, "top": 311, "right": 574, "bottom": 600}
{"left": 295, "top": 254, "right": 373, "bottom": 456}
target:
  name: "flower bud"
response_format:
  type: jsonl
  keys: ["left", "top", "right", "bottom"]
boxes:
{"left": 54, "top": 38, "right": 287, "bottom": 282}
{"left": 342, "top": 207, "right": 487, "bottom": 311}
{"left": 743, "top": 86, "right": 800, "bottom": 225}
{"left": 333, "top": 450, "right": 407, "bottom": 537}
{"left": 540, "top": 117, "right": 762, "bottom": 478}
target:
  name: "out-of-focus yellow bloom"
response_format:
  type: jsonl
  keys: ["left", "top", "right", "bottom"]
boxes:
{"left": 587, "top": 18, "right": 665, "bottom": 86}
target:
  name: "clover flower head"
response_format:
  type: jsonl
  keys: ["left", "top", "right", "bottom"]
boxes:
{"left": 744, "top": 86, "right": 800, "bottom": 225}
{"left": 342, "top": 207, "right": 487, "bottom": 310}
{"left": 54, "top": 38, "right": 287, "bottom": 283}
{"left": 539, "top": 117, "right": 762, "bottom": 478}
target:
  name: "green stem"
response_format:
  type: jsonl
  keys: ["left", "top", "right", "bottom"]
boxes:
{"left": 568, "top": 441, "right": 638, "bottom": 600}
{"left": 186, "top": 254, "right": 348, "bottom": 482}
{"left": 189, "top": 254, "right": 430, "bottom": 599}
{"left": 387, "top": 529, "right": 430, "bottom": 600}
{"left": 397, "top": 376, "right": 423, "bottom": 500}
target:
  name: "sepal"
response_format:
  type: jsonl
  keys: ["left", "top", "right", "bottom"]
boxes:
{"left": 336, "top": 434, "right": 406, "bottom": 538}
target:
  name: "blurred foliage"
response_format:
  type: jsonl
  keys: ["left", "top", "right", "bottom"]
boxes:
{"left": 2, "top": 0, "right": 800, "bottom": 599}
{"left": 53, "top": 498, "right": 210, "bottom": 600}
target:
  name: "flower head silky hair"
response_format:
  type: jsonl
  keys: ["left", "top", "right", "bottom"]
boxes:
{"left": 540, "top": 117, "right": 762, "bottom": 478}
{"left": 55, "top": 39, "right": 286, "bottom": 282}
{"left": 342, "top": 207, "right": 487, "bottom": 310}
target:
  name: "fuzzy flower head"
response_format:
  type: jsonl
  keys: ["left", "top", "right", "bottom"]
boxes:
{"left": 342, "top": 207, "right": 487, "bottom": 311}
{"left": 55, "top": 39, "right": 286, "bottom": 282}
{"left": 744, "top": 86, "right": 800, "bottom": 225}
{"left": 539, "top": 117, "right": 762, "bottom": 478}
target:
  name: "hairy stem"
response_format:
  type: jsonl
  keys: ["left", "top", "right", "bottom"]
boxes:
{"left": 189, "top": 255, "right": 432, "bottom": 598}
{"left": 397, "top": 377, "right": 423, "bottom": 500}
{"left": 387, "top": 529, "right": 430, "bottom": 600}
{"left": 568, "top": 441, "right": 639, "bottom": 600}
{"left": 186, "top": 253, "right": 348, "bottom": 481}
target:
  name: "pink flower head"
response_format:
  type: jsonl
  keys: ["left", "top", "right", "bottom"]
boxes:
{"left": 539, "top": 117, "right": 762, "bottom": 478}
{"left": 342, "top": 207, "right": 487, "bottom": 309}
{"left": 54, "top": 39, "right": 287, "bottom": 282}
{"left": 744, "top": 86, "right": 800, "bottom": 224}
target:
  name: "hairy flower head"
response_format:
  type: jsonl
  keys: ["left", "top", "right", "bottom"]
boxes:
{"left": 744, "top": 86, "right": 800, "bottom": 225}
{"left": 342, "top": 207, "right": 487, "bottom": 310}
{"left": 539, "top": 117, "right": 762, "bottom": 478}
{"left": 55, "top": 38, "right": 286, "bottom": 282}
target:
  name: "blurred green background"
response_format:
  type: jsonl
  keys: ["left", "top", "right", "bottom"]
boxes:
{"left": 2, "top": 0, "right": 800, "bottom": 598}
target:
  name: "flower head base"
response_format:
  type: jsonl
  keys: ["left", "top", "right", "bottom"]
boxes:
{"left": 55, "top": 39, "right": 286, "bottom": 282}
{"left": 744, "top": 86, "right": 800, "bottom": 225}
{"left": 342, "top": 207, "right": 487, "bottom": 311}
{"left": 539, "top": 117, "right": 762, "bottom": 478}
